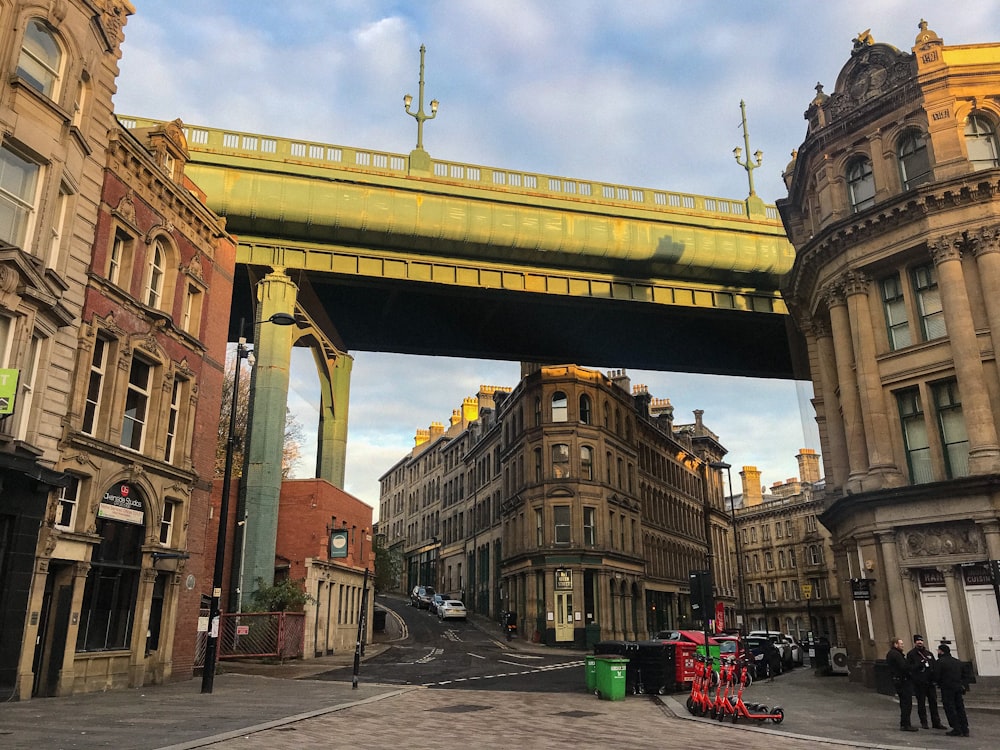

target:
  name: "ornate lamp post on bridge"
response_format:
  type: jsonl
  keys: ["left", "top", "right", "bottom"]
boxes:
{"left": 404, "top": 44, "right": 439, "bottom": 171}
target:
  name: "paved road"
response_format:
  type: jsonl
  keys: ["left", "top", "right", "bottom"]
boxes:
{"left": 2, "top": 595, "right": 998, "bottom": 749}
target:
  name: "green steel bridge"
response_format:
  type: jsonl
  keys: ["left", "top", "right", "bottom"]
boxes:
{"left": 122, "top": 116, "right": 803, "bottom": 599}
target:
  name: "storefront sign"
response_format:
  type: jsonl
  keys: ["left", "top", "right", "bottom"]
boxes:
{"left": 98, "top": 482, "right": 144, "bottom": 525}
{"left": 0, "top": 369, "right": 18, "bottom": 415}
{"left": 554, "top": 568, "right": 572, "bottom": 590}
{"left": 715, "top": 601, "right": 725, "bottom": 632}
{"left": 329, "top": 529, "right": 349, "bottom": 558}
{"left": 918, "top": 568, "right": 946, "bottom": 588}
{"left": 961, "top": 563, "right": 992, "bottom": 586}
{"left": 850, "top": 578, "right": 874, "bottom": 601}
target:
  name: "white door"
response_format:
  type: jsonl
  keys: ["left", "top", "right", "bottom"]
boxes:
{"left": 920, "top": 589, "right": 958, "bottom": 658}
{"left": 965, "top": 588, "right": 1000, "bottom": 676}
{"left": 555, "top": 592, "right": 574, "bottom": 642}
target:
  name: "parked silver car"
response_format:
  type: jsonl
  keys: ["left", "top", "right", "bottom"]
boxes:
{"left": 438, "top": 599, "right": 467, "bottom": 621}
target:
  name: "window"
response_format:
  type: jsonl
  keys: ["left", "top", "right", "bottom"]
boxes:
{"left": 583, "top": 507, "right": 595, "bottom": 546}
{"left": 775, "top": 522, "right": 783, "bottom": 539}
{"left": 881, "top": 273, "right": 912, "bottom": 350}
{"left": 181, "top": 283, "right": 203, "bottom": 335}
{"left": 808, "top": 544, "right": 822, "bottom": 565}
{"left": 121, "top": 357, "right": 153, "bottom": 451}
{"left": 47, "top": 186, "right": 70, "bottom": 269}
{"left": 750, "top": 527, "right": 757, "bottom": 543}
{"left": 580, "top": 445, "right": 594, "bottom": 480}
{"left": 55, "top": 476, "right": 80, "bottom": 530}
{"left": 82, "top": 337, "right": 109, "bottom": 435}
{"left": 164, "top": 377, "right": 185, "bottom": 463}
{"left": 551, "top": 443, "right": 570, "bottom": 478}
{"left": 785, "top": 520, "right": 791, "bottom": 537}
{"left": 145, "top": 240, "right": 166, "bottom": 308}
{"left": 159, "top": 500, "right": 177, "bottom": 545}
{"left": 533, "top": 447, "right": 542, "bottom": 482}
{"left": 0, "top": 145, "right": 41, "bottom": 247}
{"left": 535, "top": 508, "right": 543, "bottom": 546}
{"left": 534, "top": 397, "right": 541, "bottom": 426}
{"left": 12, "top": 335, "right": 41, "bottom": 441}
{"left": 553, "top": 505, "right": 570, "bottom": 544}
{"left": 551, "top": 391, "right": 567, "bottom": 422}
{"left": 108, "top": 228, "right": 134, "bottom": 288}
{"left": 17, "top": 19, "right": 62, "bottom": 98}
{"left": 778, "top": 550, "right": 786, "bottom": 569}
{"left": 765, "top": 551, "right": 774, "bottom": 570}
{"left": 898, "top": 131, "right": 931, "bottom": 189}
{"left": 933, "top": 380, "right": 970, "bottom": 479}
{"left": 965, "top": 115, "right": 1000, "bottom": 169}
{"left": 912, "top": 263, "right": 946, "bottom": 340}
{"left": 897, "top": 387, "right": 932, "bottom": 484}
{"left": 76, "top": 517, "right": 143, "bottom": 652}
{"left": 762, "top": 524, "right": 771, "bottom": 541}
{"left": 846, "top": 157, "right": 875, "bottom": 211}
{"left": 805, "top": 515, "right": 817, "bottom": 532}
{"left": 579, "top": 393, "right": 591, "bottom": 424}
{"left": 781, "top": 580, "right": 789, "bottom": 600}
{"left": 791, "top": 580, "right": 800, "bottom": 600}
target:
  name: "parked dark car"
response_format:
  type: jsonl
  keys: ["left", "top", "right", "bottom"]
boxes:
{"left": 410, "top": 585, "right": 436, "bottom": 609}
{"left": 427, "top": 593, "right": 446, "bottom": 615}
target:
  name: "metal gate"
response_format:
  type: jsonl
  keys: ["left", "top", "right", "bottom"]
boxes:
{"left": 217, "top": 612, "right": 305, "bottom": 660}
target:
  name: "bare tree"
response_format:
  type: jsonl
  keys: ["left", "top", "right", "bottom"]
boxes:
{"left": 216, "top": 353, "right": 305, "bottom": 479}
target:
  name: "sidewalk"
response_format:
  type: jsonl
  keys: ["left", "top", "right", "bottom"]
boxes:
{"left": 2, "top": 600, "right": 998, "bottom": 750}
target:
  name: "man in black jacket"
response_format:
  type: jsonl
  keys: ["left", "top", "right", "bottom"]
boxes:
{"left": 933, "top": 643, "right": 969, "bottom": 737}
{"left": 906, "top": 634, "right": 945, "bottom": 729}
{"left": 886, "top": 637, "right": 917, "bottom": 731}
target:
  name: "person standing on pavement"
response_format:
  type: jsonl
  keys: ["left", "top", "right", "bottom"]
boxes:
{"left": 933, "top": 643, "right": 970, "bottom": 737}
{"left": 886, "top": 637, "right": 917, "bottom": 731}
{"left": 906, "top": 634, "right": 945, "bottom": 729}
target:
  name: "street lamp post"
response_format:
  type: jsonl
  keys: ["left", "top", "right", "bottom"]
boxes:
{"left": 710, "top": 461, "right": 747, "bottom": 639}
{"left": 202, "top": 312, "right": 295, "bottom": 694}
{"left": 202, "top": 320, "right": 248, "bottom": 694}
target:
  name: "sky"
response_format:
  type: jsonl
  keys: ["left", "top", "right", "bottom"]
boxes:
{"left": 113, "top": 2, "right": 1000, "bottom": 517}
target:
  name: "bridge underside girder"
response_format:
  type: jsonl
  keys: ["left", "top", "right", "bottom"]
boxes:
{"left": 234, "top": 265, "right": 806, "bottom": 380}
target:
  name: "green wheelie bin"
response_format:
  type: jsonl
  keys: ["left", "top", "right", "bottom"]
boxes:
{"left": 595, "top": 656, "right": 629, "bottom": 701}
{"left": 585, "top": 654, "right": 598, "bottom": 692}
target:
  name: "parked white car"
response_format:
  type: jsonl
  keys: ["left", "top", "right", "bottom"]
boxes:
{"left": 438, "top": 599, "right": 467, "bottom": 621}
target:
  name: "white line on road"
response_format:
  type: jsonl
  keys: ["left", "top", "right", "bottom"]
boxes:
{"left": 505, "top": 653, "right": 544, "bottom": 660}
{"left": 468, "top": 652, "right": 485, "bottom": 659}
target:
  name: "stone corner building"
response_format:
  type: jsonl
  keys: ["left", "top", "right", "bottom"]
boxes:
{"left": 778, "top": 21, "right": 1000, "bottom": 686}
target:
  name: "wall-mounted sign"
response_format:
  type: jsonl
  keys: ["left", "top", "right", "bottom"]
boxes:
{"left": 961, "top": 563, "right": 992, "bottom": 587}
{"left": 0, "top": 368, "right": 18, "bottom": 415}
{"left": 850, "top": 578, "right": 874, "bottom": 601}
{"left": 98, "top": 482, "right": 144, "bottom": 525}
{"left": 555, "top": 568, "right": 572, "bottom": 590}
{"left": 918, "top": 568, "right": 946, "bottom": 588}
{"left": 329, "top": 529, "right": 349, "bottom": 558}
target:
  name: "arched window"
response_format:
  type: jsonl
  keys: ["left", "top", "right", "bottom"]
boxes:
{"left": 579, "top": 393, "right": 592, "bottom": 424}
{"left": 898, "top": 131, "right": 931, "bottom": 189}
{"left": 846, "top": 157, "right": 875, "bottom": 212}
{"left": 551, "top": 391, "right": 567, "bottom": 422}
{"left": 145, "top": 240, "right": 166, "bottom": 308}
{"left": 533, "top": 397, "right": 541, "bottom": 426}
{"left": 965, "top": 114, "right": 1000, "bottom": 170}
{"left": 17, "top": 18, "right": 62, "bottom": 98}
{"left": 551, "top": 443, "right": 570, "bottom": 478}
{"left": 76, "top": 488, "right": 145, "bottom": 651}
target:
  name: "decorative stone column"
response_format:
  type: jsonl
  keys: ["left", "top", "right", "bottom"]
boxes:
{"left": 823, "top": 284, "right": 870, "bottom": 489}
{"left": 842, "top": 271, "right": 902, "bottom": 486}
{"left": 930, "top": 235, "right": 1000, "bottom": 474}
{"left": 971, "top": 225, "right": 1000, "bottom": 358}
{"left": 809, "top": 318, "right": 850, "bottom": 489}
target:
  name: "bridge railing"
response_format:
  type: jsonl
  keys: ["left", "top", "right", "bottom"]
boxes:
{"left": 120, "top": 116, "right": 781, "bottom": 223}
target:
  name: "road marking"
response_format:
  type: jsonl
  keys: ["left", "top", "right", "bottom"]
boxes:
{"left": 505, "top": 653, "right": 543, "bottom": 660}
{"left": 421, "top": 660, "right": 582, "bottom": 687}
{"left": 468, "top": 652, "right": 485, "bottom": 659}
{"left": 498, "top": 660, "right": 532, "bottom": 668}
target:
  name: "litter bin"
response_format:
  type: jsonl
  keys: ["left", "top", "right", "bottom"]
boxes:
{"left": 873, "top": 659, "right": 894, "bottom": 695}
{"left": 811, "top": 641, "right": 830, "bottom": 672}
{"left": 595, "top": 656, "right": 629, "bottom": 701}
{"left": 594, "top": 641, "right": 640, "bottom": 694}
{"left": 585, "top": 654, "right": 598, "bottom": 692}
{"left": 585, "top": 622, "right": 602, "bottom": 650}
{"left": 634, "top": 640, "right": 677, "bottom": 694}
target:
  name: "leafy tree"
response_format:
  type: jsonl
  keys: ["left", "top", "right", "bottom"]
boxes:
{"left": 248, "top": 577, "right": 314, "bottom": 612}
{"left": 373, "top": 534, "right": 402, "bottom": 595}
{"left": 215, "top": 351, "right": 305, "bottom": 479}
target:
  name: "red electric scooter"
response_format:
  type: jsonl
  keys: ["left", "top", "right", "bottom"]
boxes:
{"left": 729, "top": 658, "right": 785, "bottom": 725}
{"left": 686, "top": 654, "right": 715, "bottom": 716}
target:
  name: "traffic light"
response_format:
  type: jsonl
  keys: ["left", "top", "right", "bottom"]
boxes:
{"left": 689, "top": 569, "right": 713, "bottom": 625}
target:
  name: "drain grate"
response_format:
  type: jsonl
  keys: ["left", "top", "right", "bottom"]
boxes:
{"left": 554, "top": 710, "right": 601, "bottom": 718}
{"left": 428, "top": 703, "right": 492, "bottom": 714}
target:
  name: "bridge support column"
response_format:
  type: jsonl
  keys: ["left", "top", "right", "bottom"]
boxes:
{"left": 242, "top": 268, "right": 298, "bottom": 601}
{"left": 315, "top": 350, "right": 352, "bottom": 487}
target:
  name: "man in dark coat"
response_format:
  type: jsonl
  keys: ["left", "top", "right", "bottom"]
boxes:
{"left": 886, "top": 637, "right": 916, "bottom": 731}
{"left": 933, "top": 643, "right": 969, "bottom": 737}
{"left": 906, "top": 634, "right": 944, "bottom": 729}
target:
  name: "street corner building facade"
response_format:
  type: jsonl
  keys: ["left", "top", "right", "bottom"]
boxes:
{"left": 0, "top": 0, "right": 236, "bottom": 700}
{"left": 777, "top": 21, "right": 1000, "bottom": 686}
{"left": 380, "top": 365, "right": 736, "bottom": 648}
